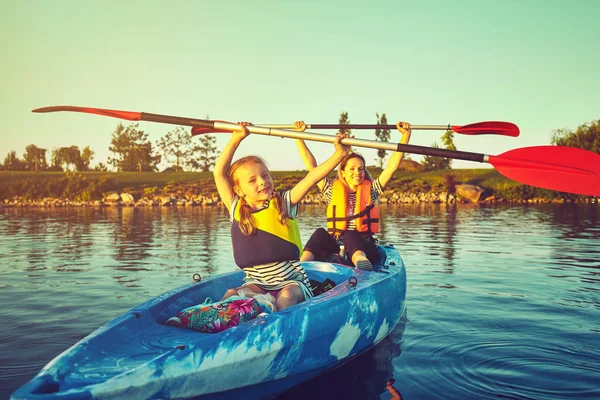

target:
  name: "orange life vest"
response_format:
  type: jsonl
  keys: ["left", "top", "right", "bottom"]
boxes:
{"left": 327, "top": 179, "right": 379, "bottom": 238}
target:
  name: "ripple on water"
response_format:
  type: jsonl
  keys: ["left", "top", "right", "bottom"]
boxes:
{"left": 399, "top": 328, "right": 600, "bottom": 400}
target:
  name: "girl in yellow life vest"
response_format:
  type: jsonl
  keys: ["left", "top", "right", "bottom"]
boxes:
{"left": 214, "top": 122, "right": 350, "bottom": 311}
{"left": 296, "top": 121, "right": 412, "bottom": 270}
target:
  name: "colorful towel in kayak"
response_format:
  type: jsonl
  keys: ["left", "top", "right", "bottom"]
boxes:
{"left": 170, "top": 296, "right": 267, "bottom": 333}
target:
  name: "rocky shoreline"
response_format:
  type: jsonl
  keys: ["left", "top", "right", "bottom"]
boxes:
{"left": 1, "top": 183, "right": 594, "bottom": 208}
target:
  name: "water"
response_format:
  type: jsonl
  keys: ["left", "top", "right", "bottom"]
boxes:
{"left": 1, "top": 203, "right": 599, "bottom": 399}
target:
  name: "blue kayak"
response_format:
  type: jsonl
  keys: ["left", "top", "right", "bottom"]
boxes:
{"left": 12, "top": 244, "right": 406, "bottom": 400}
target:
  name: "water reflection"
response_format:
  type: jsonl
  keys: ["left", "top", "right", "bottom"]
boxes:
{"left": 275, "top": 314, "right": 406, "bottom": 400}
{"left": 381, "top": 203, "right": 459, "bottom": 274}
{"left": 109, "top": 207, "right": 155, "bottom": 266}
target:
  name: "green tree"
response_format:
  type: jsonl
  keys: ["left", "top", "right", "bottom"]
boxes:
{"left": 374, "top": 112, "right": 391, "bottom": 168}
{"left": 422, "top": 130, "right": 456, "bottom": 171}
{"left": 157, "top": 126, "right": 193, "bottom": 172}
{"left": 2, "top": 150, "right": 25, "bottom": 171}
{"left": 108, "top": 123, "right": 161, "bottom": 171}
{"left": 23, "top": 145, "right": 48, "bottom": 171}
{"left": 94, "top": 162, "right": 108, "bottom": 172}
{"left": 551, "top": 120, "right": 600, "bottom": 154}
{"left": 52, "top": 146, "right": 81, "bottom": 171}
{"left": 78, "top": 146, "right": 95, "bottom": 171}
{"left": 337, "top": 111, "right": 353, "bottom": 152}
{"left": 338, "top": 111, "right": 351, "bottom": 135}
{"left": 191, "top": 135, "right": 217, "bottom": 172}
{"left": 440, "top": 130, "right": 457, "bottom": 168}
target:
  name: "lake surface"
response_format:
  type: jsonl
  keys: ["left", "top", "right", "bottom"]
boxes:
{"left": 1, "top": 203, "right": 599, "bottom": 399}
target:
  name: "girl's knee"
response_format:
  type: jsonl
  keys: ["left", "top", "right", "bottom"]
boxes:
{"left": 221, "top": 288, "right": 238, "bottom": 300}
{"left": 275, "top": 286, "right": 304, "bottom": 310}
{"left": 279, "top": 285, "right": 303, "bottom": 301}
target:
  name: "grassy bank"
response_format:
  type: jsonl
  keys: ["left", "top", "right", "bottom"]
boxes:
{"left": 0, "top": 169, "right": 588, "bottom": 203}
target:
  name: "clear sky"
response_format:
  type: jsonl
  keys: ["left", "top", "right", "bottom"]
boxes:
{"left": 2, "top": 0, "right": 599, "bottom": 171}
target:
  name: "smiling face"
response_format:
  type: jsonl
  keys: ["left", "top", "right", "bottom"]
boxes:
{"left": 340, "top": 156, "right": 366, "bottom": 190}
{"left": 232, "top": 161, "right": 274, "bottom": 208}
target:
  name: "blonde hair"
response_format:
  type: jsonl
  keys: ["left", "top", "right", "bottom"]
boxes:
{"left": 336, "top": 152, "right": 373, "bottom": 188}
{"left": 228, "top": 156, "right": 289, "bottom": 236}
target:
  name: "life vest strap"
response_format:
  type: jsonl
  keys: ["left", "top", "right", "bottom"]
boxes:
{"left": 326, "top": 203, "right": 376, "bottom": 223}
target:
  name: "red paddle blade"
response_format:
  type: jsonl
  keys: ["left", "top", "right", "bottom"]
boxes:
{"left": 191, "top": 125, "right": 230, "bottom": 135}
{"left": 488, "top": 146, "right": 600, "bottom": 196}
{"left": 32, "top": 106, "right": 141, "bottom": 121}
{"left": 452, "top": 121, "right": 520, "bottom": 137}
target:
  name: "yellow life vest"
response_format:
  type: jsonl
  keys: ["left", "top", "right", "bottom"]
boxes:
{"left": 231, "top": 195, "right": 303, "bottom": 268}
{"left": 327, "top": 179, "right": 379, "bottom": 238}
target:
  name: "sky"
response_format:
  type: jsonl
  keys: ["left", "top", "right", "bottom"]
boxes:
{"left": 2, "top": 0, "right": 599, "bottom": 171}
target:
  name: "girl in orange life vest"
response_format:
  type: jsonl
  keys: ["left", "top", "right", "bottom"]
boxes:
{"left": 295, "top": 121, "right": 412, "bottom": 270}
{"left": 214, "top": 122, "right": 351, "bottom": 311}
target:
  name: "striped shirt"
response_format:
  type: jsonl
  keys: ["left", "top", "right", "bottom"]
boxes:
{"left": 230, "top": 191, "right": 313, "bottom": 300}
{"left": 321, "top": 178, "right": 383, "bottom": 230}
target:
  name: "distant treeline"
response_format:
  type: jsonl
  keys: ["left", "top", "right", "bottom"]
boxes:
{"left": 1, "top": 123, "right": 218, "bottom": 173}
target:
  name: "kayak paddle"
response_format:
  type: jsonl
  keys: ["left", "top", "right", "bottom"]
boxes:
{"left": 31, "top": 106, "right": 518, "bottom": 137}
{"left": 32, "top": 105, "right": 600, "bottom": 196}
{"left": 191, "top": 121, "right": 520, "bottom": 137}
{"left": 249, "top": 121, "right": 519, "bottom": 136}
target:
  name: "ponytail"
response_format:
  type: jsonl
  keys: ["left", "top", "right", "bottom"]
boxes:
{"left": 237, "top": 197, "right": 256, "bottom": 235}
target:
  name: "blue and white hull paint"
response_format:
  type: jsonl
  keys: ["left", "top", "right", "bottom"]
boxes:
{"left": 11, "top": 244, "right": 406, "bottom": 400}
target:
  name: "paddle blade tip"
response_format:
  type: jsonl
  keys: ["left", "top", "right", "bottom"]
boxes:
{"left": 32, "top": 106, "right": 62, "bottom": 113}
{"left": 489, "top": 146, "right": 600, "bottom": 196}
{"left": 452, "top": 121, "right": 520, "bottom": 137}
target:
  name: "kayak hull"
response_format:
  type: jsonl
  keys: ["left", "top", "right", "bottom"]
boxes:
{"left": 12, "top": 244, "right": 406, "bottom": 400}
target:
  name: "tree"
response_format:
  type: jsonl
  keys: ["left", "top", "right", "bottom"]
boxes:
{"left": 551, "top": 120, "right": 600, "bottom": 154}
{"left": 157, "top": 126, "right": 193, "bottom": 172}
{"left": 51, "top": 145, "right": 94, "bottom": 172}
{"left": 23, "top": 145, "right": 48, "bottom": 171}
{"left": 94, "top": 162, "right": 108, "bottom": 172}
{"left": 78, "top": 146, "right": 95, "bottom": 171}
{"left": 2, "top": 150, "right": 25, "bottom": 171}
{"left": 441, "top": 130, "right": 457, "bottom": 168}
{"left": 338, "top": 111, "right": 351, "bottom": 135}
{"left": 108, "top": 123, "right": 161, "bottom": 171}
{"left": 337, "top": 111, "right": 353, "bottom": 152}
{"left": 190, "top": 135, "right": 217, "bottom": 172}
{"left": 374, "top": 112, "right": 391, "bottom": 168}
{"left": 51, "top": 146, "right": 81, "bottom": 171}
{"left": 422, "top": 130, "right": 456, "bottom": 171}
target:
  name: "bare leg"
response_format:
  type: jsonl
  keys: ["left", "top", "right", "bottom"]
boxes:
{"left": 300, "top": 250, "right": 315, "bottom": 262}
{"left": 221, "top": 284, "right": 267, "bottom": 301}
{"left": 220, "top": 288, "right": 239, "bottom": 301}
{"left": 275, "top": 285, "right": 304, "bottom": 310}
{"left": 351, "top": 250, "right": 367, "bottom": 265}
{"left": 352, "top": 250, "right": 373, "bottom": 270}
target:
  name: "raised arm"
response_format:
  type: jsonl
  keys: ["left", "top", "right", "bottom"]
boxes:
{"left": 213, "top": 123, "right": 250, "bottom": 211}
{"left": 377, "top": 121, "right": 412, "bottom": 189}
{"left": 294, "top": 121, "right": 327, "bottom": 191}
{"left": 295, "top": 139, "right": 318, "bottom": 171}
{"left": 289, "top": 134, "right": 350, "bottom": 206}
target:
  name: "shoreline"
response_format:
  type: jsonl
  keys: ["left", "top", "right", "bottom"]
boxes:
{"left": 1, "top": 171, "right": 596, "bottom": 208}
{"left": 2, "top": 189, "right": 595, "bottom": 209}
